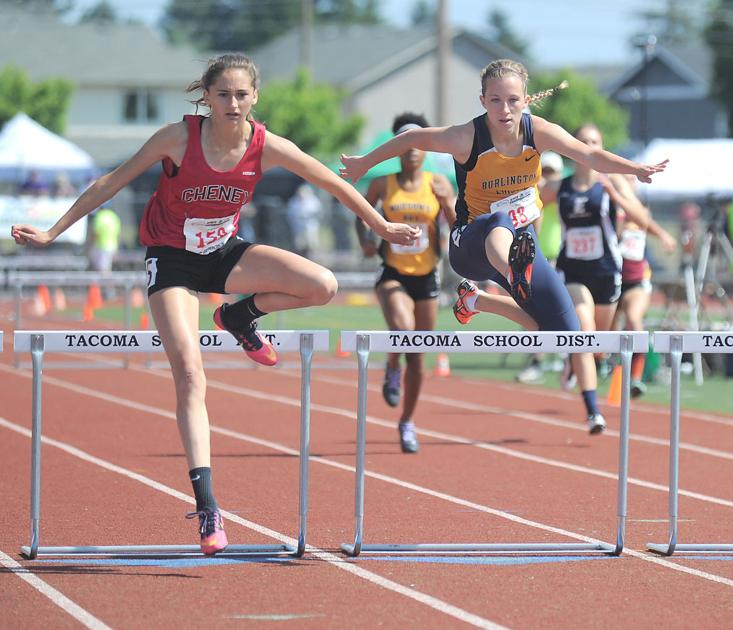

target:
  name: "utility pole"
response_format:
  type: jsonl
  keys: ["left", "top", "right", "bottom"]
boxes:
{"left": 301, "top": 0, "right": 314, "bottom": 74}
{"left": 435, "top": 0, "right": 448, "bottom": 126}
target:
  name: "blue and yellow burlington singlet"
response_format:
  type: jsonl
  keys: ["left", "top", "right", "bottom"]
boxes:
{"left": 380, "top": 172, "right": 441, "bottom": 276}
{"left": 454, "top": 112, "right": 542, "bottom": 227}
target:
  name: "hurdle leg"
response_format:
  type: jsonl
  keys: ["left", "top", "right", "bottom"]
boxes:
{"left": 295, "top": 333, "right": 314, "bottom": 557}
{"left": 340, "top": 334, "right": 370, "bottom": 557}
{"left": 647, "top": 335, "right": 683, "bottom": 555}
{"left": 13, "top": 284, "right": 23, "bottom": 368}
{"left": 22, "top": 334, "right": 45, "bottom": 559}
{"left": 613, "top": 334, "right": 634, "bottom": 555}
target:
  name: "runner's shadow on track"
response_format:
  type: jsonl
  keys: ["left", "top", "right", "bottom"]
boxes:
{"left": 147, "top": 453, "right": 299, "bottom": 459}
{"left": 2, "top": 566, "right": 199, "bottom": 578}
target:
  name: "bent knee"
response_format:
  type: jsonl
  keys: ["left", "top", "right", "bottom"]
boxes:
{"left": 307, "top": 270, "right": 338, "bottom": 306}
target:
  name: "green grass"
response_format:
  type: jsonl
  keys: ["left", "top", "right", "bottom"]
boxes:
{"left": 93, "top": 301, "right": 733, "bottom": 416}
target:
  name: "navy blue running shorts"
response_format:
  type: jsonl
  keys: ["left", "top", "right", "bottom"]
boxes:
{"left": 145, "top": 236, "right": 253, "bottom": 297}
{"left": 449, "top": 213, "right": 579, "bottom": 331}
{"left": 558, "top": 268, "right": 622, "bottom": 305}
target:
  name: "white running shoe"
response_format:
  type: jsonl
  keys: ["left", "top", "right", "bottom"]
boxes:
{"left": 586, "top": 413, "right": 607, "bottom": 435}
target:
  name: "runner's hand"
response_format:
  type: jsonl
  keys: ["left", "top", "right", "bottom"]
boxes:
{"left": 636, "top": 160, "right": 668, "bottom": 184}
{"left": 378, "top": 222, "right": 421, "bottom": 246}
{"left": 11, "top": 224, "right": 53, "bottom": 247}
{"left": 430, "top": 176, "right": 453, "bottom": 204}
{"left": 339, "top": 154, "right": 369, "bottom": 183}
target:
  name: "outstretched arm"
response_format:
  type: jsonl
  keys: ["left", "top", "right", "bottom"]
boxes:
{"left": 340, "top": 123, "right": 472, "bottom": 183}
{"left": 533, "top": 117, "right": 667, "bottom": 184}
{"left": 263, "top": 131, "right": 419, "bottom": 246}
{"left": 12, "top": 123, "right": 185, "bottom": 247}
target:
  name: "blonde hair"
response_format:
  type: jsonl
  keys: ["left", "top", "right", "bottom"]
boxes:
{"left": 480, "top": 59, "right": 568, "bottom": 107}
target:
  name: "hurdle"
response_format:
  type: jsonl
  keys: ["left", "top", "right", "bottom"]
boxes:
{"left": 14, "top": 329, "right": 329, "bottom": 558}
{"left": 647, "top": 331, "right": 733, "bottom": 556}
{"left": 340, "top": 330, "right": 647, "bottom": 556}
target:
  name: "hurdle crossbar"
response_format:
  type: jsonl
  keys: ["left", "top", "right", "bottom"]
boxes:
{"left": 647, "top": 331, "right": 733, "bottom": 556}
{"left": 14, "top": 329, "right": 329, "bottom": 559}
{"left": 339, "top": 330, "right": 647, "bottom": 557}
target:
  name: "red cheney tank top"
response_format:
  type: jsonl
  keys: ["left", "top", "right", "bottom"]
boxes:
{"left": 139, "top": 114, "right": 264, "bottom": 253}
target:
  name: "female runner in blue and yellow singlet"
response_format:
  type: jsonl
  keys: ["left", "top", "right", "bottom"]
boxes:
{"left": 356, "top": 113, "right": 456, "bottom": 453}
{"left": 341, "top": 59, "right": 667, "bottom": 434}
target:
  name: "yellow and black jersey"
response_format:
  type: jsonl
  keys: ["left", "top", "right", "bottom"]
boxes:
{"left": 454, "top": 112, "right": 542, "bottom": 226}
{"left": 379, "top": 172, "right": 441, "bottom": 276}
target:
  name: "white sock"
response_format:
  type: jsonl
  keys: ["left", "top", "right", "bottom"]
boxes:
{"left": 464, "top": 291, "right": 478, "bottom": 311}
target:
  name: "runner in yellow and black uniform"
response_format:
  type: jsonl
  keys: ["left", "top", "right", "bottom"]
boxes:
{"left": 356, "top": 113, "right": 456, "bottom": 453}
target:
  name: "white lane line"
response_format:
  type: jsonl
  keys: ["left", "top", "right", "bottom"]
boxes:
{"left": 293, "top": 371, "right": 733, "bottom": 460}
{"left": 1, "top": 361, "right": 731, "bottom": 510}
{"left": 0, "top": 549, "right": 111, "bottom": 630}
{"left": 0, "top": 418, "right": 504, "bottom": 630}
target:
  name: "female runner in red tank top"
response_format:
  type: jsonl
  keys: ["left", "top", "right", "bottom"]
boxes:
{"left": 11, "top": 53, "right": 419, "bottom": 555}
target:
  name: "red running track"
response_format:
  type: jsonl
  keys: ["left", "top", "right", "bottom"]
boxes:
{"left": 1, "top": 320, "right": 732, "bottom": 629}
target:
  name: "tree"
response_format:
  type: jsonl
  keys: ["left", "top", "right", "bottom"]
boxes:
{"left": 529, "top": 70, "right": 629, "bottom": 150}
{"left": 487, "top": 9, "right": 530, "bottom": 58}
{"left": 255, "top": 69, "right": 363, "bottom": 159}
{"left": 0, "top": 65, "right": 73, "bottom": 134}
{"left": 635, "top": 0, "right": 704, "bottom": 45}
{"left": 410, "top": 0, "right": 434, "bottom": 26}
{"left": 0, "top": 0, "right": 71, "bottom": 13}
{"left": 78, "top": 0, "right": 118, "bottom": 24}
{"left": 705, "top": 0, "right": 733, "bottom": 136}
{"left": 162, "top": 0, "right": 382, "bottom": 52}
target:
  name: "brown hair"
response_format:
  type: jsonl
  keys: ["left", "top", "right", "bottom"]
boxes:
{"left": 186, "top": 53, "right": 260, "bottom": 112}
{"left": 480, "top": 59, "right": 568, "bottom": 107}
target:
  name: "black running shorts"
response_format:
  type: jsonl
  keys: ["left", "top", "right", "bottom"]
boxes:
{"left": 375, "top": 264, "right": 440, "bottom": 302}
{"left": 145, "top": 236, "right": 253, "bottom": 297}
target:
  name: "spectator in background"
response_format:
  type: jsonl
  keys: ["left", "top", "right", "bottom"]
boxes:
{"left": 17, "top": 170, "right": 49, "bottom": 196}
{"left": 330, "top": 197, "right": 355, "bottom": 252}
{"left": 287, "top": 183, "right": 322, "bottom": 258}
{"left": 51, "top": 173, "right": 77, "bottom": 197}
{"left": 87, "top": 207, "right": 121, "bottom": 272}
{"left": 679, "top": 201, "right": 701, "bottom": 267}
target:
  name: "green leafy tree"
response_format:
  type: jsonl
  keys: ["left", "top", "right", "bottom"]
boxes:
{"left": 255, "top": 69, "right": 363, "bottom": 159}
{"left": 162, "top": 0, "right": 381, "bottom": 52}
{"left": 0, "top": 65, "right": 73, "bottom": 134}
{"left": 0, "top": 0, "right": 71, "bottom": 13}
{"left": 705, "top": 0, "right": 733, "bottom": 136}
{"left": 487, "top": 9, "right": 530, "bottom": 58}
{"left": 410, "top": 0, "right": 434, "bottom": 26}
{"left": 529, "top": 70, "right": 629, "bottom": 150}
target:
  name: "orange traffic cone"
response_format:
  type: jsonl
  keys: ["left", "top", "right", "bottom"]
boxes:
{"left": 606, "top": 365, "right": 622, "bottom": 406}
{"left": 130, "top": 286, "right": 145, "bottom": 309}
{"left": 335, "top": 338, "right": 351, "bottom": 358}
{"left": 433, "top": 353, "right": 451, "bottom": 377}
{"left": 37, "top": 285, "right": 52, "bottom": 312}
{"left": 32, "top": 292, "right": 48, "bottom": 317}
{"left": 209, "top": 293, "right": 224, "bottom": 305}
{"left": 53, "top": 288, "right": 67, "bottom": 311}
{"left": 87, "top": 284, "right": 103, "bottom": 310}
{"left": 82, "top": 303, "right": 95, "bottom": 322}
{"left": 139, "top": 312, "right": 149, "bottom": 329}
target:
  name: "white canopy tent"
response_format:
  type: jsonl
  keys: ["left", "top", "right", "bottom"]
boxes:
{"left": 635, "top": 138, "right": 733, "bottom": 203}
{"left": 0, "top": 112, "right": 97, "bottom": 184}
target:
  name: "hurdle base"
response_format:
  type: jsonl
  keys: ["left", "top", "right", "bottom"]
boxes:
{"left": 340, "top": 542, "right": 617, "bottom": 557}
{"left": 21, "top": 543, "right": 297, "bottom": 558}
{"left": 647, "top": 542, "right": 733, "bottom": 556}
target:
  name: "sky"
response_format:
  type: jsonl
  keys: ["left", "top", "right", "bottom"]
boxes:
{"left": 65, "top": 0, "right": 675, "bottom": 68}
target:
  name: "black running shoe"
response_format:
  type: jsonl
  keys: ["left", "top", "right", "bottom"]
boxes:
{"left": 507, "top": 230, "right": 535, "bottom": 304}
{"left": 214, "top": 304, "right": 277, "bottom": 366}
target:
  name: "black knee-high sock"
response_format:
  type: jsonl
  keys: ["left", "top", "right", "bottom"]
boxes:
{"left": 189, "top": 467, "right": 217, "bottom": 512}
{"left": 222, "top": 294, "right": 266, "bottom": 329}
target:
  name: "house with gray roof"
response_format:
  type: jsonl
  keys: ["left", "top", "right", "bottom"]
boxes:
{"left": 253, "top": 23, "right": 522, "bottom": 143}
{"left": 1, "top": 6, "right": 205, "bottom": 168}
{"left": 606, "top": 43, "right": 727, "bottom": 151}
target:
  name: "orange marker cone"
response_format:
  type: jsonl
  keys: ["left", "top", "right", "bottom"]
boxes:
{"left": 32, "top": 292, "right": 48, "bottom": 317}
{"left": 37, "top": 285, "right": 52, "bottom": 312}
{"left": 606, "top": 364, "right": 622, "bottom": 406}
{"left": 130, "top": 286, "right": 145, "bottom": 309}
{"left": 139, "top": 312, "right": 149, "bottom": 329}
{"left": 335, "top": 338, "right": 351, "bottom": 358}
{"left": 82, "top": 303, "right": 94, "bottom": 322}
{"left": 433, "top": 353, "right": 451, "bottom": 377}
{"left": 53, "top": 288, "right": 67, "bottom": 311}
{"left": 87, "top": 284, "right": 103, "bottom": 310}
